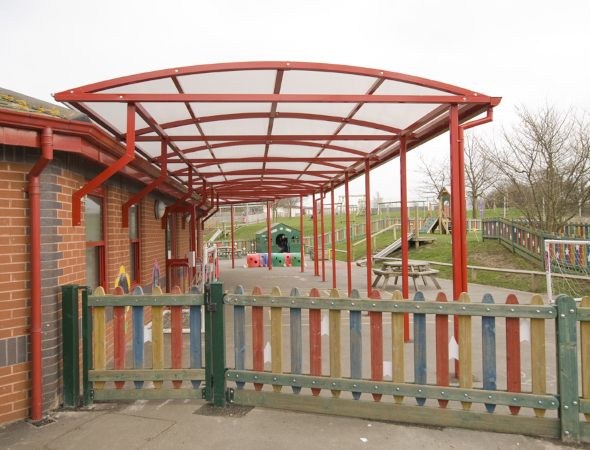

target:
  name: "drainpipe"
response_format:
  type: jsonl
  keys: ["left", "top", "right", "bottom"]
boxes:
{"left": 28, "top": 127, "right": 54, "bottom": 422}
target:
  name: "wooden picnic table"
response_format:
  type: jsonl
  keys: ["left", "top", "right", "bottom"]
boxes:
{"left": 372, "top": 259, "right": 441, "bottom": 291}
{"left": 217, "top": 246, "right": 243, "bottom": 259}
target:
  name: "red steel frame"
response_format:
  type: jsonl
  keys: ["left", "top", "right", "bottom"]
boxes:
{"left": 321, "top": 192, "right": 325, "bottom": 282}
{"left": 345, "top": 172, "right": 352, "bottom": 296}
{"left": 400, "top": 138, "right": 410, "bottom": 342}
{"left": 71, "top": 103, "right": 136, "bottom": 227}
{"left": 15, "top": 62, "right": 500, "bottom": 423}
{"left": 300, "top": 196, "right": 304, "bottom": 273}
{"left": 331, "top": 181, "right": 336, "bottom": 289}
{"left": 365, "top": 159, "right": 372, "bottom": 297}
{"left": 231, "top": 204, "right": 235, "bottom": 269}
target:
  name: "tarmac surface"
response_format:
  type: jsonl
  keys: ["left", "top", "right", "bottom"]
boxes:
{"left": 0, "top": 258, "right": 580, "bottom": 449}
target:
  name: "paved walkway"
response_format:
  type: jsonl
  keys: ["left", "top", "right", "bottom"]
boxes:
{"left": 1, "top": 259, "right": 572, "bottom": 450}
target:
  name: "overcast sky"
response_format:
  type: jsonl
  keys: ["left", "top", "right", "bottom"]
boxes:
{"left": 2, "top": 0, "right": 589, "bottom": 207}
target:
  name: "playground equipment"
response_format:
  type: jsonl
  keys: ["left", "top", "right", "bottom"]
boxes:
{"left": 255, "top": 223, "right": 301, "bottom": 254}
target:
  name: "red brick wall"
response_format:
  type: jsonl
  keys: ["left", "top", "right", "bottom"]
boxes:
{"left": 0, "top": 162, "right": 33, "bottom": 424}
{"left": 0, "top": 159, "right": 187, "bottom": 425}
{"left": 140, "top": 197, "right": 166, "bottom": 291}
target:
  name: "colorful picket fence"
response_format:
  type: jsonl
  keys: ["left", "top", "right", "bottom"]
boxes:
{"left": 63, "top": 280, "right": 590, "bottom": 443}
{"left": 81, "top": 284, "right": 207, "bottom": 401}
{"left": 483, "top": 218, "right": 590, "bottom": 275}
{"left": 222, "top": 286, "right": 590, "bottom": 444}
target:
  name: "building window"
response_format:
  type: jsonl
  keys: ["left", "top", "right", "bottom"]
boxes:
{"left": 129, "top": 204, "right": 140, "bottom": 284}
{"left": 85, "top": 187, "right": 107, "bottom": 292}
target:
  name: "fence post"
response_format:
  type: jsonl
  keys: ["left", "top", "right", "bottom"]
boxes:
{"left": 61, "top": 285, "right": 79, "bottom": 408}
{"left": 556, "top": 294, "right": 580, "bottom": 443}
{"left": 81, "top": 286, "right": 93, "bottom": 407}
{"left": 210, "top": 281, "right": 226, "bottom": 407}
{"left": 511, "top": 220, "right": 515, "bottom": 253}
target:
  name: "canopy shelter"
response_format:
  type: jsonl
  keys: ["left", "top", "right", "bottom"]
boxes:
{"left": 55, "top": 61, "right": 500, "bottom": 353}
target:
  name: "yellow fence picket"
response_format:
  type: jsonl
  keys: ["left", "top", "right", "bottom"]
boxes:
{"left": 391, "top": 290, "right": 404, "bottom": 404}
{"left": 458, "top": 292, "right": 472, "bottom": 411}
{"left": 530, "top": 294, "right": 547, "bottom": 418}
{"left": 329, "top": 288, "right": 342, "bottom": 398}
{"left": 270, "top": 286, "right": 283, "bottom": 393}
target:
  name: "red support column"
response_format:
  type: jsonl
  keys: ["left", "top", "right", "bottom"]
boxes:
{"left": 365, "top": 159, "right": 372, "bottom": 297}
{"left": 458, "top": 128, "right": 468, "bottom": 293}
{"left": 300, "top": 195, "right": 305, "bottom": 273}
{"left": 321, "top": 191, "right": 326, "bottom": 282}
{"left": 450, "top": 104, "right": 462, "bottom": 377}
{"left": 267, "top": 200, "right": 272, "bottom": 271}
{"left": 313, "top": 194, "right": 318, "bottom": 276}
{"left": 231, "top": 204, "right": 235, "bottom": 269}
{"left": 331, "top": 181, "right": 336, "bottom": 289}
{"left": 190, "top": 206, "right": 197, "bottom": 282}
{"left": 400, "top": 137, "right": 410, "bottom": 342}
{"left": 345, "top": 172, "right": 352, "bottom": 296}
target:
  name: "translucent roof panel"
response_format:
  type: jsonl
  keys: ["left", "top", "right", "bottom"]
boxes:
{"left": 272, "top": 118, "right": 340, "bottom": 136}
{"left": 82, "top": 102, "right": 149, "bottom": 134}
{"left": 277, "top": 102, "right": 357, "bottom": 120}
{"left": 141, "top": 102, "right": 192, "bottom": 125}
{"left": 177, "top": 70, "right": 277, "bottom": 94}
{"left": 266, "top": 145, "right": 321, "bottom": 158}
{"left": 56, "top": 61, "right": 499, "bottom": 204}
{"left": 97, "top": 77, "right": 179, "bottom": 94}
{"left": 200, "top": 118, "right": 268, "bottom": 136}
{"left": 280, "top": 70, "right": 376, "bottom": 95}
{"left": 190, "top": 102, "right": 272, "bottom": 117}
{"left": 354, "top": 103, "right": 441, "bottom": 131}
{"left": 211, "top": 144, "right": 266, "bottom": 159}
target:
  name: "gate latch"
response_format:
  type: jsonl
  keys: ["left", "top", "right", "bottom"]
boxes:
{"left": 204, "top": 282, "right": 216, "bottom": 312}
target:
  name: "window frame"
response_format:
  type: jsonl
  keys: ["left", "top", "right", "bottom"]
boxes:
{"left": 128, "top": 203, "right": 141, "bottom": 286}
{"left": 85, "top": 186, "right": 107, "bottom": 293}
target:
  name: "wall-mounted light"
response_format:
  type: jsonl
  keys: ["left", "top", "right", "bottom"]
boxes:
{"left": 154, "top": 200, "right": 166, "bottom": 219}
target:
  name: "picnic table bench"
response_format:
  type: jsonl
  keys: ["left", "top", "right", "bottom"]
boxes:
{"left": 372, "top": 260, "right": 441, "bottom": 291}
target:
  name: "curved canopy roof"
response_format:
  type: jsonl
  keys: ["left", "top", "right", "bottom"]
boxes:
{"left": 55, "top": 62, "right": 500, "bottom": 205}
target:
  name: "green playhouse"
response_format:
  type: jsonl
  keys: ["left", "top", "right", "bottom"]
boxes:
{"left": 255, "top": 223, "right": 301, "bottom": 254}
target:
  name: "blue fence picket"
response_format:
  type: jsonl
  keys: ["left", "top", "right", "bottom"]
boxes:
{"left": 132, "top": 286, "right": 144, "bottom": 389}
{"left": 290, "top": 287, "right": 303, "bottom": 394}
{"left": 413, "top": 291, "right": 427, "bottom": 406}
{"left": 349, "top": 289, "right": 363, "bottom": 400}
{"left": 482, "top": 293, "right": 497, "bottom": 413}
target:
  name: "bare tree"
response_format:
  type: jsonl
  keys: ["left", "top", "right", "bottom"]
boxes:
{"left": 464, "top": 134, "right": 497, "bottom": 218}
{"left": 372, "top": 191, "right": 383, "bottom": 212}
{"left": 485, "top": 103, "right": 590, "bottom": 231}
{"left": 414, "top": 152, "right": 449, "bottom": 199}
{"left": 276, "top": 197, "right": 300, "bottom": 218}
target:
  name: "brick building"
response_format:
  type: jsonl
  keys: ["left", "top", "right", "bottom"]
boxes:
{"left": 0, "top": 89, "right": 208, "bottom": 425}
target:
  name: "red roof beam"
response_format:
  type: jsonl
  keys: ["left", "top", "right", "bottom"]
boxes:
{"left": 57, "top": 93, "right": 492, "bottom": 104}
{"left": 131, "top": 111, "right": 403, "bottom": 137}
{"left": 138, "top": 134, "right": 398, "bottom": 142}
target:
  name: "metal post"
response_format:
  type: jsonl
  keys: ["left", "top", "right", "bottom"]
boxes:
{"left": 300, "top": 195, "right": 305, "bottom": 273}
{"left": 313, "top": 193, "right": 318, "bottom": 276}
{"left": 321, "top": 191, "right": 326, "bottom": 282}
{"left": 331, "top": 181, "right": 336, "bottom": 288}
{"left": 365, "top": 159, "right": 372, "bottom": 297}
{"left": 61, "top": 285, "right": 79, "bottom": 408}
{"left": 458, "top": 126, "right": 468, "bottom": 293}
{"left": 556, "top": 295, "right": 580, "bottom": 442}
{"left": 81, "top": 287, "right": 93, "bottom": 407}
{"left": 210, "top": 282, "right": 226, "bottom": 407}
{"left": 400, "top": 138, "right": 410, "bottom": 341}
{"left": 450, "top": 104, "right": 462, "bottom": 377}
{"left": 231, "top": 204, "right": 235, "bottom": 269}
{"left": 267, "top": 200, "right": 272, "bottom": 271}
{"left": 345, "top": 172, "right": 352, "bottom": 296}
